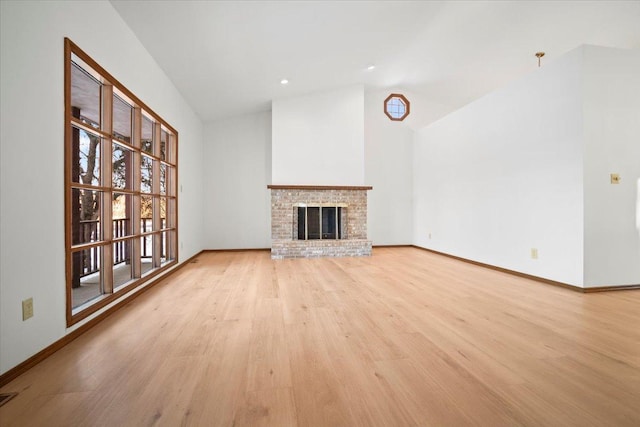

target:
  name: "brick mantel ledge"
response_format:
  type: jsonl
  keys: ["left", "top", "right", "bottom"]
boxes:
{"left": 267, "top": 185, "right": 373, "bottom": 190}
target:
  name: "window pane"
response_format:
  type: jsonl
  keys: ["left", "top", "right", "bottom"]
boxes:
{"left": 160, "top": 129, "right": 168, "bottom": 161}
{"left": 162, "top": 230, "right": 176, "bottom": 264}
{"left": 390, "top": 98, "right": 405, "bottom": 118}
{"left": 71, "top": 246, "right": 102, "bottom": 309}
{"left": 113, "top": 238, "right": 134, "bottom": 289}
{"left": 160, "top": 163, "right": 167, "bottom": 195}
{"left": 141, "top": 195, "right": 153, "bottom": 227}
{"left": 141, "top": 115, "right": 154, "bottom": 154}
{"left": 166, "top": 166, "right": 176, "bottom": 197}
{"left": 113, "top": 94, "right": 132, "bottom": 141}
{"left": 72, "top": 188, "right": 102, "bottom": 245}
{"left": 112, "top": 193, "right": 133, "bottom": 237}
{"left": 71, "top": 127, "right": 100, "bottom": 186}
{"left": 112, "top": 142, "right": 133, "bottom": 190}
{"left": 159, "top": 197, "right": 167, "bottom": 230}
{"left": 141, "top": 155, "right": 153, "bottom": 193}
{"left": 385, "top": 96, "right": 408, "bottom": 119}
{"left": 141, "top": 235, "right": 153, "bottom": 276}
{"left": 160, "top": 231, "right": 167, "bottom": 264}
{"left": 71, "top": 61, "right": 101, "bottom": 128}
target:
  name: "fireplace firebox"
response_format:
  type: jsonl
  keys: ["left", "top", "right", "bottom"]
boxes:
{"left": 297, "top": 205, "right": 344, "bottom": 240}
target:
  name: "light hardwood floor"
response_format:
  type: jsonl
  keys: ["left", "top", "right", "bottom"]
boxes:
{"left": 1, "top": 248, "right": 639, "bottom": 426}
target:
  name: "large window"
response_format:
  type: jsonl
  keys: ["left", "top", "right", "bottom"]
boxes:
{"left": 65, "top": 38, "right": 178, "bottom": 325}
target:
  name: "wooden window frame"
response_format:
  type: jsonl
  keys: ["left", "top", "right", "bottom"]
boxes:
{"left": 64, "top": 38, "right": 179, "bottom": 326}
{"left": 384, "top": 93, "right": 410, "bottom": 121}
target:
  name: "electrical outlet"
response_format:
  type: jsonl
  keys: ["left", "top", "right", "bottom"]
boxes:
{"left": 22, "top": 298, "right": 34, "bottom": 321}
{"left": 531, "top": 248, "right": 538, "bottom": 260}
{"left": 610, "top": 173, "right": 621, "bottom": 184}
{"left": 428, "top": 233, "right": 432, "bottom": 239}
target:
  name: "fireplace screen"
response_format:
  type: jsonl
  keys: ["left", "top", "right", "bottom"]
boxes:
{"left": 297, "top": 206, "right": 343, "bottom": 240}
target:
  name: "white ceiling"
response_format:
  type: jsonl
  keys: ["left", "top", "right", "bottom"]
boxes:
{"left": 110, "top": 0, "right": 640, "bottom": 124}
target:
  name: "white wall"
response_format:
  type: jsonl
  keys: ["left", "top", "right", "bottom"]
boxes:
{"left": 364, "top": 89, "right": 414, "bottom": 245}
{"left": 203, "top": 112, "right": 272, "bottom": 249}
{"left": 201, "top": 88, "right": 419, "bottom": 249}
{"left": 583, "top": 46, "right": 640, "bottom": 287}
{"left": 272, "top": 85, "right": 365, "bottom": 185}
{"left": 413, "top": 48, "right": 585, "bottom": 286}
{"left": 0, "top": 1, "right": 204, "bottom": 374}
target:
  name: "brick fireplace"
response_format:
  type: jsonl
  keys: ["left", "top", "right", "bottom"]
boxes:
{"left": 268, "top": 185, "right": 373, "bottom": 259}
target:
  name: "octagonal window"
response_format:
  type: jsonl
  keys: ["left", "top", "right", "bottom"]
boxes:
{"left": 384, "top": 93, "right": 410, "bottom": 121}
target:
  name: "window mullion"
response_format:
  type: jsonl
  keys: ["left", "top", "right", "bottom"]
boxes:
{"left": 167, "top": 133, "right": 177, "bottom": 260}
{"left": 152, "top": 123, "right": 162, "bottom": 268}
{"left": 101, "top": 84, "right": 114, "bottom": 294}
{"left": 132, "top": 107, "right": 142, "bottom": 279}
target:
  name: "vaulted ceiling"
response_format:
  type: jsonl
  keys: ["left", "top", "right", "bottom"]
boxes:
{"left": 110, "top": 1, "right": 640, "bottom": 125}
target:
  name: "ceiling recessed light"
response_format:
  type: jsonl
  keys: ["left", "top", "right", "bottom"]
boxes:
{"left": 280, "top": 79, "right": 289, "bottom": 85}
{"left": 367, "top": 65, "right": 376, "bottom": 71}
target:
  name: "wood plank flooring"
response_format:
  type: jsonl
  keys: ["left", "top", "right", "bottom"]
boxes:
{"left": 1, "top": 247, "right": 639, "bottom": 426}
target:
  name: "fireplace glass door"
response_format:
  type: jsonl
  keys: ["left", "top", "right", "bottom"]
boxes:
{"left": 297, "top": 206, "right": 343, "bottom": 240}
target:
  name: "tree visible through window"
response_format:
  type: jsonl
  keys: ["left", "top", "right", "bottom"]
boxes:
{"left": 65, "top": 38, "right": 178, "bottom": 325}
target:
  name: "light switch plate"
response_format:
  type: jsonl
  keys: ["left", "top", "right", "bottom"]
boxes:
{"left": 22, "top": 298, "right": 33, "bottom": 321}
